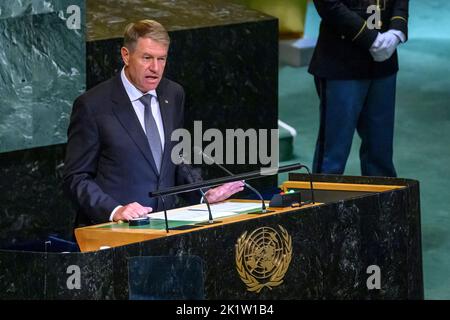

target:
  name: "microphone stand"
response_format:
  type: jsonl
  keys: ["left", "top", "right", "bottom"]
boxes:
{"left": 158, "top": 195, "right": 169, "bottom": 233}
{"left": 196, "top": 193, "right": 218, "bottom": 225}
{"left": 301, "top": 165, "right": 316, "bottom": 205}
{"left": 195, "top": 147, "right": 315, "bottom": 207}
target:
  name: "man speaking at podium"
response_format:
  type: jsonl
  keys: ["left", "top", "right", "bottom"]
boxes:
{"left": 63, "top": 20, "right": 244, "bottom": 226}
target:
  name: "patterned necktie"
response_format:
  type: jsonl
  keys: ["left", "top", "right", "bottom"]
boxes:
{"left": 139, "top": 94, "right": 162, "bottom": 173}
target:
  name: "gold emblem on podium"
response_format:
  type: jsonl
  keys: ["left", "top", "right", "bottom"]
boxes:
{"left": 235, "top": 225, "right": 292, "bottom": 293}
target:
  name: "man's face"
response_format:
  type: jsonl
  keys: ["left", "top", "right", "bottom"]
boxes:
{"left": 121, "top": 37, "right": 168, "bottom": 92}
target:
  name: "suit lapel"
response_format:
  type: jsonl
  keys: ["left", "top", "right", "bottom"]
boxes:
{"left": 157, "top": 80, "right": 175, "bottom": 177}
{"left": 110, "top": 75, "right": 159, "bottom": 176}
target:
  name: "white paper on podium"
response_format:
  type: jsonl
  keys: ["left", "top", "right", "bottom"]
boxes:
{"left": 148, "top": 201, "right": 263, "bottom": 222}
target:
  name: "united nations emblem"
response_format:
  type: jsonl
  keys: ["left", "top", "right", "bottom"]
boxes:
{"left": 235, "top": 225, "right": 292, "bottom": 293}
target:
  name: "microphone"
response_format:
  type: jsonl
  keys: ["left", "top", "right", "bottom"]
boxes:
{"left": 179, "top": 153, "right": 217, "bottom": 224}
{"left": 193, "top": 146, "right": 269, "bottom": 214}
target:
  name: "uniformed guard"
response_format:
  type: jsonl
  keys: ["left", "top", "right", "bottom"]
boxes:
{"left": 308, "top": 0, "right": 409, "bottom": 177}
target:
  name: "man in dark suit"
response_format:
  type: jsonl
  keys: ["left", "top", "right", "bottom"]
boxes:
{"left": 309, "top": 0, "right": 409, "bottom": 177}
{"left": 63, "top": 20, "right": 244, "bottom": 226}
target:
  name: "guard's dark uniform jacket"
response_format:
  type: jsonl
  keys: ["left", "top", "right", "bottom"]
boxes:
{"left": 308, "top": 0, "right": 409, "bottom": 79}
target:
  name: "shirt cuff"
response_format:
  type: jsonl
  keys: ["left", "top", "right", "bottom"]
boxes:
{"left": 110, "top": 205, "right": 123, "bottom": 221}
{"left": 389, "top": 29, "right": 406, "bottom": 43}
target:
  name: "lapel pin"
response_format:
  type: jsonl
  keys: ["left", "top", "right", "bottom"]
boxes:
{"left": 165, "top": 99, "right": 169, "bottom": 104}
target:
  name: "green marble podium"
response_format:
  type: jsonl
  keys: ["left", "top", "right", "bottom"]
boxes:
{"left": 0, "top": 174, "right": 423, "bottom": 299}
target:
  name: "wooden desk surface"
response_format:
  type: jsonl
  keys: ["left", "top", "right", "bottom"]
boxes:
{"left": 75, "top": 181, "right": 405, "bottom": 252}
{"left": 75, "top": 200, "right": 319, "bottom": 252}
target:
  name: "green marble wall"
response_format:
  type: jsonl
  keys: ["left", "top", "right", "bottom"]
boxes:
{"left": 0, "top": 0, "right": 85, "bottom": 153}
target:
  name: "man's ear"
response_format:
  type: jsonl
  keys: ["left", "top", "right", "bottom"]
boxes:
{"left": 121, "top": 47, "right": 129, "bottom": 66}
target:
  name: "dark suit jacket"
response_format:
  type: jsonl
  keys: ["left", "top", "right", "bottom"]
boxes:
{"left": 308, "top": 0, "right": 409, "bottom": 79}
{"left": 63, "top": 73, "right": 198, "bottom": 225}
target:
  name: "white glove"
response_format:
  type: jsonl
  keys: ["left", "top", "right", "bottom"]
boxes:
{"left": 370, "top": 30, "right": 400, "bottom": 62}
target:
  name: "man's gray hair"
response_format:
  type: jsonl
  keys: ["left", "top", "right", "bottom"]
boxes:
{"left": 123, "top": 19, "right": 170, "bottom": 50}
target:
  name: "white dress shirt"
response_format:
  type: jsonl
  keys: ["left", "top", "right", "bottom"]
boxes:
{"left": 120, "top": 68, "right": 165, "bottom": 148}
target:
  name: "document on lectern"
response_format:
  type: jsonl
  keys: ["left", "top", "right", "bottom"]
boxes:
{"left": 148, "top": 201, "right": 262, "bottom": 222}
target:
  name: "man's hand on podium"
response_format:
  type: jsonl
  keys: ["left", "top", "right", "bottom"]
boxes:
{"left": 204, "top": 181, "right": 245, "bottom": 203}
{"left": 113, "top": 202, "right": 153, "bottom": 222}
